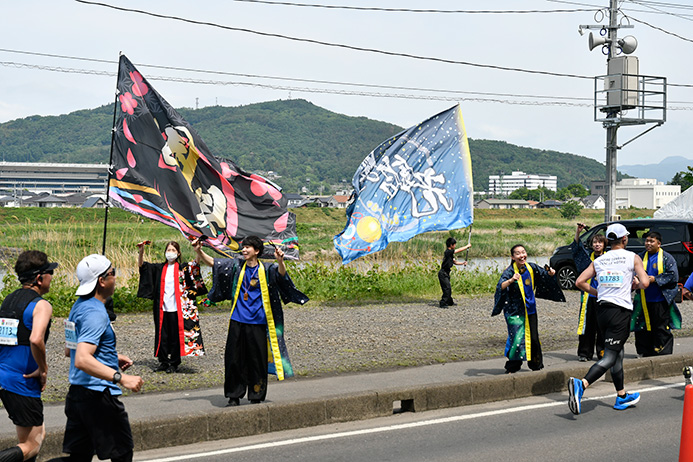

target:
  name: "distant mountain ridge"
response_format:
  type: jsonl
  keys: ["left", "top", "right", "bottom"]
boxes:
{"left": 619, "top": 156, "right": 692, "bottom": 183}
{"left": 0, "top": 99, "right": 612, "bottom": 193}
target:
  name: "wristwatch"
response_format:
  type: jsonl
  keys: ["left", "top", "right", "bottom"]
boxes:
{"left": 112, "top": 371, "right": 122, "bottom": 384}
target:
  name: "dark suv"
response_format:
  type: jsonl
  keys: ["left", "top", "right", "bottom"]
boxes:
{"left": 550, "top": 219, "right": 693, "bottom": 290}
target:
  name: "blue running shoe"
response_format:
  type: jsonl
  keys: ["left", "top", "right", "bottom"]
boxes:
{"left": 568, "top": 377, "right": 584, "bottom": 415}
{"left": 614, "top": 392, "right": 640, "bottom": 410}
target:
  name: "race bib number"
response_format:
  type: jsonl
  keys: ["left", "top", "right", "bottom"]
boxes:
{"left": 0, "top": 318, "right": 19, "bottom": 346}
{"left": 64, "top": 320, "right": 77, "bottom": 350}
{"left": 599, "top": 270, "right": 624, "bottom": 288}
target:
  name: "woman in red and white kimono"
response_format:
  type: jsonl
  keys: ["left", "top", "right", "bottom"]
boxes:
{"left": 137, "top": 240, "right": 207, "bottom": 373}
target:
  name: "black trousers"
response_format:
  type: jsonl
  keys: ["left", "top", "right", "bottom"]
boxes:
{"left": 224, "top": 320, "right": 268, "bottom": 401}
{"left": 634, "top": 300, "right": 674, "bottom": 356}
{"left": 577, "top": 296, "right": 605, "bottom": 360}
{"left": 158, "top": 311, "right": 181, "bottom": 367}
{"left": 62, "top": 385, "right": 133, "bottom": 461}
{"left": 438, "top": 270, "right": 453, "bottom": 307}
{"left": 505, "top": 312, "right": 543, "bottom": 373}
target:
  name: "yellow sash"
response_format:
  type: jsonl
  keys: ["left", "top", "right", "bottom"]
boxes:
{"left": 513, "top": 262, "right": 534, "bottom": 361}
{"left": 639, "top": 249, "right": 663, "bottom": 332}
{"left": 577, "top": 252, "right": 596, "bottom": 335}
{"left": 230, "top": 262, "right": 285, "bottom": 380}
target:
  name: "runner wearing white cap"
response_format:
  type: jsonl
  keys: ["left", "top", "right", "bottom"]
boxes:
{"left": 568, "top": 223, "right": 650, "bottom": 415}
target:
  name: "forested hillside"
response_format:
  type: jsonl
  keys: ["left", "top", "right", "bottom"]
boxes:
{"left": 0, "top": 99, "right": 608, "bottom": 193}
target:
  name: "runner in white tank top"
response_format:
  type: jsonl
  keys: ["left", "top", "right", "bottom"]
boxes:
{"left": 568, "top": 223, "right": 650, "bottom": 415}
{"left": 594, "top": 248, "right": 636, "bottom": 310}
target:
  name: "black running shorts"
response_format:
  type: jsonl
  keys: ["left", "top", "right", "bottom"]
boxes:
{"left": 596, "top": 301, "right": 632, "bottom": 351}
{"left": 0, "top": 387, "right": 44, "bottom": 427}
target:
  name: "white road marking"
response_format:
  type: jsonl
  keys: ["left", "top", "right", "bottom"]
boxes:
{"left": 138, "top": 382, "right": 684, "bottom": 462}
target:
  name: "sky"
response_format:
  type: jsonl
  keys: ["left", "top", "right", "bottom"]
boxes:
{"left": 1, "top": 0, "right": 692, "bottom": 170}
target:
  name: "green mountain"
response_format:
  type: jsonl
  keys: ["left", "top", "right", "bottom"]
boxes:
{"left": 0, "top": 99, "right": 608, "bottom": 193}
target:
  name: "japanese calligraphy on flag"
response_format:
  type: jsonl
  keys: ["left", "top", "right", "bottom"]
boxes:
{"left": 334, "top": 105, "right": 473, "bottom": 264}
{"left": 109, "top": 55, "right": 299, "bottom": 259}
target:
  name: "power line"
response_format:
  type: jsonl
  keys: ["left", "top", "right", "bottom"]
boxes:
{"left": 74, "top": 0, "right": 593, "bottom": 81}
{"left": 549, "top": 0, "right": 693, "bottom": 16}
{"left": 626, "top": 0, "right": 693, "bottom": 20}
{"left": 626, "top": 14, "right": 693, "bottom": 42}
{"left": 2, "top": 46, "right": 693, "bottom": 92}
{"left": 4, "top": 60, "right": 693, "bottom": 109}
{"left": 0, "top": 48, "right": 589, "bottom": 99}
{"left": 0, "top": 60, "right": 589, "bottom": 106}
{"left": 228, "top": 0, "right": 595, "bottom": 14}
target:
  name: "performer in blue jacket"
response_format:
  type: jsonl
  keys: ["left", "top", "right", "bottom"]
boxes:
{"left": 493, "top": 244, "right": 565, "bottom": 374}
{"left": 193, "top": 236, "right": 308, "bottom": 406}
{"left": 631, "top": 231, "right": 681, "bottom": 356}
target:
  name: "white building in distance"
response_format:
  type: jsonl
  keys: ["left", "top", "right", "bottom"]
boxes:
{"left": 0, "top": 162, "right": 109, "bottom": 194}
{"left": 488, "top": 171, "right": 558, "bottom": 196}
{"left": 614, "top": 178, "right": 680, "bottom": 209}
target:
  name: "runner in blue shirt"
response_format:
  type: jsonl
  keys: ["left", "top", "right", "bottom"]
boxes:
{"left": 0, "top": 251, "right": 56, "bottom": 462}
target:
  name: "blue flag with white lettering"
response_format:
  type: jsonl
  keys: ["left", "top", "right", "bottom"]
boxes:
{"left": 334, "top": 104, "right": 474, "bottom": 264}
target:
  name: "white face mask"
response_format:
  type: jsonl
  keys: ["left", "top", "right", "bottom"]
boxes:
{"left": 165, "top": 252, "right": 178, "bottom": 263}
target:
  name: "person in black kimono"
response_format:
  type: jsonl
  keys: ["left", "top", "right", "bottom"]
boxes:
{"left": 193, "top": 235, "right": 308, "bottom": 406}
{"left": 438, "top": 237, "right": 471, "bottom": 308}
{"left": 137, "top": 241, "right": 207, "bottom": 373}
{"left": 570, "top": 223, "right": 606, "bottom": 361}
{"left": 492, "top": 244, "right": 565, "bottom": 373}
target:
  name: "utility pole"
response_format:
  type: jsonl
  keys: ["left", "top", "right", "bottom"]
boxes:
{"left": 604, "top": 0, "right": 619, "bottom": 222}
{"left": 579, "top": 0, "right": 666, "bottom": 222}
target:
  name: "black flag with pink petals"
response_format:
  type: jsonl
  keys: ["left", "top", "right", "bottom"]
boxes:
{"left": 109, "top": 54, "right": 299, "bottom": 259}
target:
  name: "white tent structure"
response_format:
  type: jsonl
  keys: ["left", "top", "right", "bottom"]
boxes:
{"left": 654, "top": 187, "right": 693, "bottom": 219}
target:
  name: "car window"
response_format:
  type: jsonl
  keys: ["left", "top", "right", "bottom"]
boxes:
{"left": 649, "top": 224, "right": 687, "bottom": 246}
{"left": 579, "top": 225, "right": 606, "bottom": 247}
{"left": 626, "top": 226, "right": 650, "bottom": 248}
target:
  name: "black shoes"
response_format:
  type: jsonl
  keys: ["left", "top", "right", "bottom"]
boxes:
{"left": 227, "top": 398, "right": 240, "bottom": 407}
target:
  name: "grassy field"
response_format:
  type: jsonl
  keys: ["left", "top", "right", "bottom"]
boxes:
{"left": 0, "top": 206, "right": 654, "bottom": 312}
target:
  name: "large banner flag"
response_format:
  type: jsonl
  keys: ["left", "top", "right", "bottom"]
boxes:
{"left": 110, "top": 55, "right": 299, "bottom": 259}
{"left": 334, "top": 105, "right": 473, "bottom": 264}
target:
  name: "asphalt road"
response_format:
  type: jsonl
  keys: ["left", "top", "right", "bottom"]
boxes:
{"left": 133, "top": 375, "right": 687, "bottom": 462}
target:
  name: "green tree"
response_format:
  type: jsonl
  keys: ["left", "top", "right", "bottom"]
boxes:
{"left": 564, "top": 183, "right": 589, "bottom": 198}
{"left": 559, "top": 200, "right": 583, "bottom": 220}
{"left": 669, "top": 167, "right": 693, "bottom": 192}
{"left": 508, "top": 187, "right": 530, "bottom": 200}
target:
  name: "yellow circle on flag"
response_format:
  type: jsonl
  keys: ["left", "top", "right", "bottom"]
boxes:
{"left": 356, "top": 217, "right": 382, "bottom": 243}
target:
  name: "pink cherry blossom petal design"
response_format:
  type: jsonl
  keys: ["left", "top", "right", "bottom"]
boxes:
{"left": 274, "top": 213, "right": 289, "bottom": 233}
{"left": 127, "top": 148, "right": 136, "bottom": 168}
{"left": 250, "top": 180, "right": 267, "bottom": 197}
{"left": 158, "top": 154, "right": 177, "bottom": 171}
{"left": 123, "top": 119, "right": 136, "bottom": 144}
{"left": 115, "top": 168, "right": 128, "bottom": 180}
{"left": 119, "top": 92, "right": 137, "bottom": 115}
{"left": 266, "top": 184, "right": 282, "bottom": 201}
{"left": 129, "top": 71, "right": 149, "bottom": 97}
{"left": 132, "top": 194, "right": 143, "bottom": 203}
{"left": 220, "top": 162, "right": 238, "bottom": 178}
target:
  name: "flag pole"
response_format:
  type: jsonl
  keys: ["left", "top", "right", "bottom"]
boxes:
{"left": 101, "top": 54, "right": 122, "bottom": 256}
{"left": 464, "top": 224, "right": 473, "bottom": 262}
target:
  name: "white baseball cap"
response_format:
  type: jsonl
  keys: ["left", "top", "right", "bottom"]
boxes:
{"left": 75, "top": 254, "right": 112, "bottom": 296}
{"left": 606, "top": 223, "right": 630, "bottom": 240}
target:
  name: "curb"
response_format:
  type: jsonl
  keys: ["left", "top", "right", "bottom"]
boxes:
{"left": 8, "top": 352, "right": 693, "bottom": 461}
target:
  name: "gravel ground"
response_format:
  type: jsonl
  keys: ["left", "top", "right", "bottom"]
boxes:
{"left": 40, "top": 291, "right": 693, "bottom": 402}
